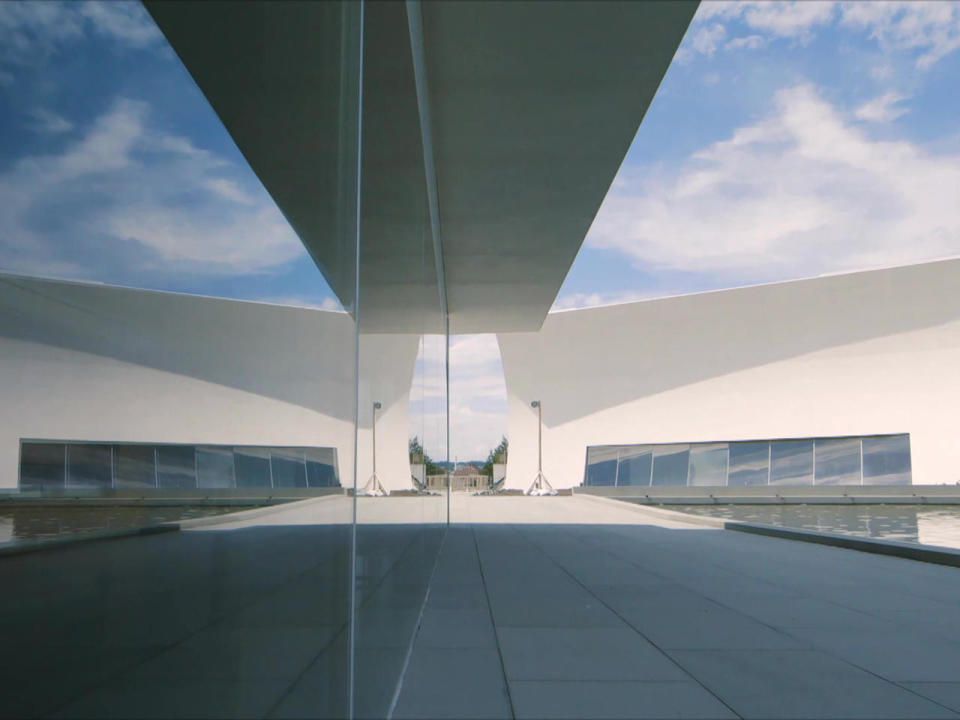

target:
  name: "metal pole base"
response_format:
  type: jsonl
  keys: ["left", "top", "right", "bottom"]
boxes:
{"left": 360, "top": 472, "right": 389, "bottom": 497}
{"left": 525, "top": 471, "right": 557, "bottom": 496}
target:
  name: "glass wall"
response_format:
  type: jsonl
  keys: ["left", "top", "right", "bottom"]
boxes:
{"left": 1, "top": 2, "right": 368, "bottom": 718}
{"left": 352, "top": 2, "right": 448, "bottom": 716}
{"left": 19, "top": 441, "right": 341, "bottom": 492}
{"left": 585, "top": 434, "right": 912, "bottom": 488}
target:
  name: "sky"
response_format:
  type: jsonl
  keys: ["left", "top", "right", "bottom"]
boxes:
{"left": 2, "top": 1, "right": 959, "bottom": 460}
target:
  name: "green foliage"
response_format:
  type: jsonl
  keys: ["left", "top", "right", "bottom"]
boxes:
{"left": 481, "top": 436, "right": 508, "bottom": 477}
{"left": 409, "top": 436, "right": 442, "bottom": 476}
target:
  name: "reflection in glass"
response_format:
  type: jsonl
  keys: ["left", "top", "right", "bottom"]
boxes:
{"left": 20, "top": 443, "right": 65, "bottom": 491}
{"left": 156, "top": 446, "right": 197, "bottom": 489}
{"left": 234, "top": 449, "right": 273, "bottom": 488}
{"left": 67, "top": 444, "right": 112, "bottom": 489}
{"left": 618, "top": 447, "right": 652, "bottom": 486}
{"left": 689, "top": 444, "right": 727, "bottom": 486}
{"left": 197, "top": 447, "right": 235, "bottom": 489}
{"left": 113, "top": 445, "right": 156, "bottom": 489}
{"left": 728, "top": 442, "right": 769, "bottom": 486}
{"left": 586, "top": 447, "right": 618, "bottom": 486}
{"left": 770, "top": 440, "right": 813, "bottom": 486}
{"left": 305, "top": 447, "right": 338, "bottom": 487}
{"left": 652, "top": 445, "right": 690, "bottom": 486}
{"left": 815, "top": 438, "right": 861, "bottom": 485}
{"left": 862, "top": 435, "right": 911, "bottom": 485}
{"left": 585, "top": 434, "right": 912, "bottom": 488}
{"left": 271, "top": 452, "right": 307, "bottom": 488}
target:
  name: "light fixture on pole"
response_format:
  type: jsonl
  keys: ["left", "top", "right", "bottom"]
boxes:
{"left": 361, "top": 401, "right": 388, "bottom": 496}
{"left": 525, "top": 400, "right": 556, "bottom": 496}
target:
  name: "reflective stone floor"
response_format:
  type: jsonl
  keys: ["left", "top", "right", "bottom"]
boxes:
{"left": 1, "top": 497, "right": 959, "bottom": 719}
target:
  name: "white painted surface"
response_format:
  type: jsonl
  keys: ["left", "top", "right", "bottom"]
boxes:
{"left": 189, "top": 494, "right": 708, "bottom": 528}
{"left": 0, "top": 274, "right": 421, "bottom": 491}
{"left": 499, "top": 259, "right": 960, "bottom": 489}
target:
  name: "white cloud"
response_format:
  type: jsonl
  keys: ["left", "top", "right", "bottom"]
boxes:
{"left": 250, "top": 294, "right": 344, "bottom": 311}
{"left": 840, "top": 1, "right": 960, "bottom": 69}
{"left": 854, "top": 91, "right": 908, "bottom": 122}
{"left": 27, "top": 107, "right": 73, "bottom": 134}
{"left": 0, "top": 96, "right": 305, "bottom": 278}
{"left": 738, "top": 1, "right": 835, "bottom": 39}
{"left": 410, "top": 334, "right": 508, "bottom": 462}
{"left": 79, "top": 1, "right": 163, "bottom": 49}
{"left": 682, "top": 1, "right": 960, "bottom": 67}
{"left": 203, "top": 178, "right": 255, "bottom": 205}
{"left": 587, "top": 83, "right": 960, "bottom": 283}
{"left": 0, "top": 1, "right": 162, "bottom": 68}
{"left": 726, "top": 34, "right": 767, "bottom": 51}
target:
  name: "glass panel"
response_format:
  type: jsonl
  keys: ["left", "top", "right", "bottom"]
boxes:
{"left": 196, "top": 447, "right": 235, "bottom": 489}
{"left": 271, "top": 452, "right": 307, "bottom": 488}
{"left": 67, "top": 444, "right": 112, "bottom": 489}
{"left": 113, "top": 445, "right": 157, "bottom": 489}
{"left": 651, "top": 445, "right": 690, "bottom": 486}
{"left": 688, "top": 444, "right": 728, "bottom": 486}
{"left": 617, "top": 447, "right": 653, "bottom": 486}
{"left": 20, "top": 443, "right": 65, "bottom": 492}
{"left": 305, "top": 448, "right": 339, "bottom": 487}
{"left": 770, "top": 440, "right": 814, "bottom": 486}
{"left": 156, "top": 446, "right": 197, "bottom": 490}
{"left": 862, "top": 435, "right": 912, "bottom": 486}
{"left": 234, "top": 449, "right": 272, "bottom": 489}
{"left": 0, "top": 2, "right": 362, "bottom": 717}
{"left": 815, "top": 438, "right": 861, "bottom": 485}
{"left": 586, "top": 447, "right": 619, "bottom": 486}
{"left": 728, "top": 441, "right": 770, "bottom": 486}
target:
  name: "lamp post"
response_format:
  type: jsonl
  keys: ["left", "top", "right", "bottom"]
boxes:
{"left": 525, "top": 400, "right": 556, "bottom": 496}
{"left": 361, "top": 401, "right": 388, "bottom": 496}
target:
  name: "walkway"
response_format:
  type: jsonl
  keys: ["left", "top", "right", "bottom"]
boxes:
{"left": 1, "top": 496, "right": 958, "bottom": 718}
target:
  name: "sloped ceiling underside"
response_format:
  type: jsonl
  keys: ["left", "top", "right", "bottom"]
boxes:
{"left": 146, "top": 1, "right": 697, "bottom": 333}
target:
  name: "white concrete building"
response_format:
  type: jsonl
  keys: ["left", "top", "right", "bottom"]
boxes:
{"left": 499, "top": 258, "right": 960, "bottom": 490}
{"left": 0, "top": 273, "right": 420, "bottom": 493}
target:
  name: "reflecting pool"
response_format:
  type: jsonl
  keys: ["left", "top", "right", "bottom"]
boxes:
{"left": 661, "top": 504, "right": 960, "bottom": 550}
{"left": 0, "top": 505, "right": 249, "bottom": 544}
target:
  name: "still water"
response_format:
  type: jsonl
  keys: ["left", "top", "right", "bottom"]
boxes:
{"left": 664, "top": 504, "right": 960, "bottom": 550}
{"left": 0, "top": 505, "right": 245, "bottom": 544}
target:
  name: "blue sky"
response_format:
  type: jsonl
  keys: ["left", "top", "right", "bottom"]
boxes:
{"left": 2, "top": 1, "right": 960, "bottom": 459}
{"left": 556, "top": 0, "right": 960, "bottom": 308}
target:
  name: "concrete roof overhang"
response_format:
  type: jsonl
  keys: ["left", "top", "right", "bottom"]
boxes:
{"left": 146, "top": 1, "right": 697, "bottom": 333}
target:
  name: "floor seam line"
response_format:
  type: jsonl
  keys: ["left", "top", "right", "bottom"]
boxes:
{"left": 474, "top": 525, "right": 517, "bottom": 720}
{"left": 514, "top": 525, "right": 744, "bottom": 720}
{"left": 40, "top": 537, "right": 347, "bottom": 719}
{"left": 386, "top": 525, "right": 449, "bottom": 720}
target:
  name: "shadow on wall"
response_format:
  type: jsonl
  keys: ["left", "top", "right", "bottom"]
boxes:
{"left": 0, "top": 275, "right": 422, "bottom": 424}
{"left": 499, "top": 259, "right": 960, "bottom": 427}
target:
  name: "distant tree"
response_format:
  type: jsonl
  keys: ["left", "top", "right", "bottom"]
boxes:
{"left": 409, "top": 436, "right": 442, "bottom": 476}
{"left": 481, "top": 436, "right": 508, "bottom": 477}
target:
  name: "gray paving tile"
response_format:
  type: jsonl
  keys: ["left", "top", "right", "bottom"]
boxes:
{"left": 393, "top": 647, "right": 511, "bottom": 720}
{"left": 427, "top": 581, "right": 490, "bottom": 611}
{"left": 49, "top": 678, "right": 292, "bottom": 719}
{"left": 487, "top": 583, "right": 623, "bottom": 628}
{"left": 269, "top": 643, "right": 398, "bottom": 720}
{"left": 417, "top": 609, "right": 498, "bottom": 648}
{"left": 594, "top": 585, "right": 804, "bottom": 649}
{"left": 670, "top": 649, "right": 958, "bottom": 719}
{"left": 509, "top": 680, "right": 737, "bottom": 719}
{"left": 789, "top": 625, "right": 960, "bottom": 682}
{"left": 498, "top": 627, "right": 688, "bottom": 681}
{"left": 903, "top": 683, "right": 960, "bottom": 712}
{"left": 127, "top": 626, "right": 335, "bottom": 680}
{"left": 713, "top": 593, "right": 891, "bottom": 630}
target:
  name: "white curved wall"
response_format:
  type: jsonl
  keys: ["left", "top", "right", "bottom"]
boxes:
{"left": 0, "top": 274, "right": 420, "bottom": 491}
{"left": 499, "top": 259, "right": 960, "bottom": 489}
